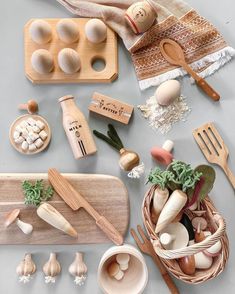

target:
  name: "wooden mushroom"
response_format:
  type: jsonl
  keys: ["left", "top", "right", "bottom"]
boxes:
{"left": 4, "top": 209, "right": 33, "bottom": 235}
{"left": 116, "top": 253, "right": 130, "bottom": 271}
{"left": 107, "top": 262, "right": 124, "bottom": 281}
{"left": 155, "top": 190, "right": 187, "bottom": 233}
{"left": 178, "top": 255, "right": 196, "bottom": 275}
{"left": 69, "top": 252, "right": 88, "bottom": 286}
{"left": 151, "top": 140, "right": 174, "bottom": 165}
{"left": 16, "top": 253, "right": 36, "bottom": 283}
{"left": 43, "top": 253, "right": 61, "bottom": 283}
{"left": 37, "top": 203, "right": 78, "bottom": 237}
{"left": 18, "top": 99, "right": 38, "bottom": 114}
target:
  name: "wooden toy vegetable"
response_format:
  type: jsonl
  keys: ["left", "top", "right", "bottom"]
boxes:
{"left": 152, "top": 187, "right": 169, "bottom": 222}
{"left": 18, "top": 99, "right": 38, "bottom": 114}
{"left": 43, "top": 253, "right": 61, "bottom": 283}
{"left": 155, "top": 190, "right": 187, "bottom": 233}
{"left": 107, "top": 262, "right": 124, "bottom": 281}
{"left": 4, "top": 209, "right": 33, "bottom": 235}
{"left": 37, "top": 203, "right": 78, "bottom": 237}
{"left": 178, "top": 255, "right": 195, "bottom": 275}
{"left": 16, "top": 253, "right": 36, "bottom": 283}
{"left": 69, "top": 252, "right": 88, "bottom": 286}
{"left": 116, "top": 253, "right": 130, "bottom": 271}
{"left": 151, "top": 140, "right": 174, "bottom": 165}
{"left": 194, "top": 252, "right": 213, "bottom": 269}
{"left": 93, "top": 124, "right": 140, "bottom": 172}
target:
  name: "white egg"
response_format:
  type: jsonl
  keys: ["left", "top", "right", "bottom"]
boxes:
{"left": 85, "top": 19, "right": 107, "bottom": 44}
{"left": 56, "top": 19, "right": 79, "bottom": 44}
{"left": 31, "top": 49, "right": 54, "bottom": 74}
{"left": 29, "top": 20, "right": 52, "bottom": 44}
{"left": 155, "top": 80, "right": 181, "bottom": 106}
{"left": 194, "top": 252, "right": 213, "bottom": 269}
{"left": 58, "top": 48, "right": 81, "bottom": 74}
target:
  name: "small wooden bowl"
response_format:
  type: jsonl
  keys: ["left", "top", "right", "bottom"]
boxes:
{"left": 9, "top": 114, "right": 51, "bottom": 155}
{"left": 98, "top": 244, "right": 148, "bottom": 294}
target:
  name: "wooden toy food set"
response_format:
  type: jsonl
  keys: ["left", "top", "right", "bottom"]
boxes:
{"left": 142, "top": 161, "right": 229, "bottom": 284}
{"left": 0, "top": 172, "right": 129, "bottom": 244}
{"left": 24, "top": 18, "right": 118, "bottom": 84}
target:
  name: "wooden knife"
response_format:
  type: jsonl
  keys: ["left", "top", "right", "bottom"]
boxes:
{"left": 48, "top": 168, "right": 124, "bottom": 245}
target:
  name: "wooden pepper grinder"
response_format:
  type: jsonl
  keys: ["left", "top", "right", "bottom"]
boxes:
{"left": 59, "top": 95, "right": 97, "bottom": 159}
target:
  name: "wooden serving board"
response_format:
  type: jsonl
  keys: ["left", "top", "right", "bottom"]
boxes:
{"left": 0, "top": 173, "right": 129, "bottom": 244}
{"left": 24, "top": 18, "right": 118, "bottom": 84}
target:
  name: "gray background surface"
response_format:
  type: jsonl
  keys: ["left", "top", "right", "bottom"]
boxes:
{"left": 0, "top": 0, "right": 235, "bottom": 293}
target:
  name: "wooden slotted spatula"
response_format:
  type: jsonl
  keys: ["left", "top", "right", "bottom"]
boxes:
{"left": 159, "top": 39, "right": 220, "bottom": 101}
{"left": 193, "top": 122, "right": 235, "bottom": 189}
{"left": 131, "top": 225, "right": 180, "bottom": 294}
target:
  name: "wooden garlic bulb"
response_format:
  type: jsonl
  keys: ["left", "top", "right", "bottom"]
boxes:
{"left": 29, "top": 20, "right": 52, "bottom": 44}
{"left": 31, "top": 49, "right": 54, "bottom": 74}
{"left": 43, "top": 253, "right": 61, "bottom": 283}
{"left": 69, "top": 252, "right": 87, "bottom": 286}
{"left": 58, "top": 48, "right": 81, "bottom": 74}
{"left": 16, "top": 253, "right": 36, "bottom": 283}
{"left": 85, "top": 19, "right": 107, "bottom": 44}
{"left": 119, "top": 148, "right": 140, "bottom": 171}
{"left": 56, "top": 19, "right": 79, "bottom": 44}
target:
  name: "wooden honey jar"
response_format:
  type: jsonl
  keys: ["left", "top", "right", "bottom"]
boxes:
{"left": 59, "top": 95, "right": 97, "bottom": 159}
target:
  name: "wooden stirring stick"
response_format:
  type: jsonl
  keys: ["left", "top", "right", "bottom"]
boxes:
{"left": 131, "top": 225, "right": 180, "bottom": 294}
{"left": 160, "top": 39, "right": 220, "bottom": 101}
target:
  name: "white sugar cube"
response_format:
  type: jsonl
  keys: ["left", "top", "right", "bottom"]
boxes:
{"left": 39, "top": 130, "right": 47, "bottom": 141}
{"left": 15, "top": 125, "right": 23, "bottom": 133}
{"left": 14, "top": 136, "right": 24, "bottom": 144}
{"left": 26, "top": 137, "right": 33, "bottom": 144}
{"left": 20, "top": 120, "right": 28, "bottom": 128}
{"left": 13, "top": 131, "right": 20, "bottom": 139}
{"left": 21, "top": 141, "right": 28, "bottom": 151}
{"left": 21, "top": 129, "right": 29, "bottom": 139}
{"left": 26, "top": 125, "right": 33, "bottom": 133}
{"left": 29, "top": 143, "right": 37, "bottom": 152}
{"left": 36, "top": 120, "right": 45, "bottom": 130}
{"left": 35, "top": 138, "right": 44, "bottom": 148}
{"left": 27, "top": 118, "right": 36, "bottom": 126}
{"left": 32, "top": 125, "right": 40, "bottom": 133}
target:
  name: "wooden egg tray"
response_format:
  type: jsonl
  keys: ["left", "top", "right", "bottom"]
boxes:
{"left": 24, "top": 18, "right": 118, "bottom": 84}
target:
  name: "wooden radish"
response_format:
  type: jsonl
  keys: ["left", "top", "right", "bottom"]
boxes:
{"left": 43, "top": 253, "right": 61, "bottom": 283}
{"left": 155, "top": 190, "right": 188, "bottom": 233}
{"left": 18, "top": 99, "right": 38, "bottom": 114}
{"left": 37, "top": 203, "right": 78, "bottom": 237}
{"left": 48, "top": 168, "right": 124, "bottom": 246}
{"left": 59, "top": 95, "right": 97, "bottom": 159}
{"left": 152, "top": 187, "right": 169, "bottom": 222}
{"left": 160, "top": 39, "right": 220, "bottom": 101}
{"left": 193, "top": 122, "right": 235, "bottom": 189}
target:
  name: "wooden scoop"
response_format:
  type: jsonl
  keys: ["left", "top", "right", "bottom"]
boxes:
{"left": 193, "top": 122, "right": 235, "bottom": 189}
{"left": 159, "top": 39, "right": 220, "bottom": 101}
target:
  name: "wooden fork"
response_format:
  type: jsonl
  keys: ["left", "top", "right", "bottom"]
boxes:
{"left": 131, "top": 225, "right": 180, "bottom": 294}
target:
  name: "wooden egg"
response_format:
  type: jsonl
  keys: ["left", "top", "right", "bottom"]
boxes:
{"left": 29, "top": 20, "right": 52, "bottom": 44}
{"left": 56, "top": 19, "right": 79, "bottom": 44}
{"left": 155, "top": 80, "right": 181, "bottom": 106}
{"left": 31, "top": 49, "right": 54, "bottom": 74}
{"left": 58, "top": 48, "right": 81, "bottom": 74}
{"left": 85, "top": 19, "right": 107, "bottom": 44}
{"left": 194, "top": 252, "right": 213, "bottom": 269}
{"left": 178, "top": 255, "right": 195, "bottom": 275}
{"left": 125, "top": 1, "right": 157, "bottom": 34}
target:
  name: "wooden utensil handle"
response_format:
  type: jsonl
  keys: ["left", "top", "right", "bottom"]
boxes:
{"left": 150, "top": 252, "right": 179, "bottom": 294}
{"left": 196, "top": 78, "right": 220, "bottom": 101}
{"left": 222, "top": 164, "right": 235, "bottom": 189}
{"left": 96, "top": 216, "right": 124, "bottom": 246}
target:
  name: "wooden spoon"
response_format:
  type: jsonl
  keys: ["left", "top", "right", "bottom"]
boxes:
{"left": 159, "top": 39, "right": 220, "bottom": 101}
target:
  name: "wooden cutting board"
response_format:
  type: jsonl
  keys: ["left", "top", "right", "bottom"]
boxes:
{"left": 0, "top": 173, "right": 129, "bottom": 244}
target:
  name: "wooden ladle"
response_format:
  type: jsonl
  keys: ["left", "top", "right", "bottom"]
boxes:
{"left": 159, "top": 39, "right": 220, "bottom": 101}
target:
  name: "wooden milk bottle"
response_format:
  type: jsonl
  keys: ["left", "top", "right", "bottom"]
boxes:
{"left": 59, "top": 95, "right": 97, "bottom": 159}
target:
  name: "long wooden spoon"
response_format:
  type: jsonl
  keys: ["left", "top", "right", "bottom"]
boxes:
{"left": 159, "top": 39, "right": 220, "bottom": 101}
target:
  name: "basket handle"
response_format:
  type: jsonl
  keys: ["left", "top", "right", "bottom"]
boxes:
{"left": 152, "top": 214, "right": 226, "bottom": 259}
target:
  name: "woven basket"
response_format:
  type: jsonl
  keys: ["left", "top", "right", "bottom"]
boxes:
{"left": 142, "top": 185, "right": 229, "bottom": 284}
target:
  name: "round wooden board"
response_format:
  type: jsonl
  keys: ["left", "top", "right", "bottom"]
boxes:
{"left": 9, "top": 114, "right": 51, "bottom": 155}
